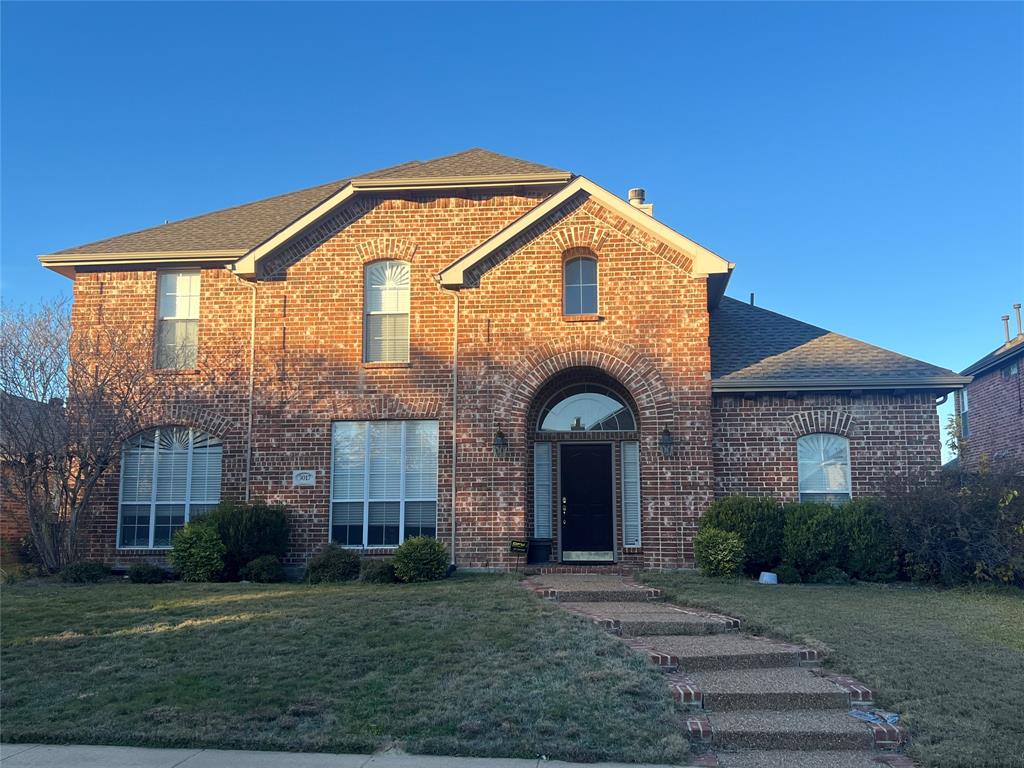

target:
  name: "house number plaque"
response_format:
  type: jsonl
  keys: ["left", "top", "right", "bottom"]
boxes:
{"left": 292, "top": 470, "right": 316, "bottom": 487}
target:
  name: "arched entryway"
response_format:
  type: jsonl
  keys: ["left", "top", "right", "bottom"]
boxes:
{"left": 526, "top": 367, "right": 640, "bottom": 564}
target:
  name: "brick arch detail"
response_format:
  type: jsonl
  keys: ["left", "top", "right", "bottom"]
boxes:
{"left": 493, "top": 340, "right": 674, "bottom": 441}
{"left": 355, "top": 237, "right": 418, "bottom": 264}
{"left": 330, "top": 392, "right": 445, "bottom": 421}
{"left": 131, "top": 402, "right": 237, "bottom": 441}
{"left": 787, "top": 410, "right": 856, "bottom": 439}
{"left": 549, "top": 225, "right": 609, "bottom": 256}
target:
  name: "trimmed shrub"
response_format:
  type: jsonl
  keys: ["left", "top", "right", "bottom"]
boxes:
{"left": 169, "top": 522, "right": 225, "bottom": 582}
{"left": 360, "top": 558, "right": 397, "bottom": 584}
{"left": 783, "top": 502, "right": 845, "bottom": 580}
{"left": 882, "top": 465, "right": 1024, "bottom": 586}
{"left": 841, "top": 498, "right": 898, "bottom": 582}
{"left": 240, "top": 554, "right": 285, "bottom": 583}
{"left": 58, "top": 561, "right": 110, "bottom": 583}
{"left": 304, "top": 545, "right": 360, "bottom": 583}
{"left": 773, "top": 563, "right": 802, "bottom": 584}
{"left": 393, "top": 537, "right": 449, "bottom": 583}
{"left": 200, "top": 501, "right": 290, "bottom": 581}
{"left": 809, "top": 566, "right": 851, "bottom": 585}
{"left": 127, "top": 562, "right": 165, "bottom": 584}
{"left": 693, "top": 527, "right": 745, "bottom": 578}
{"left": 701, "top": 496, "right": 785, "bottom": 575}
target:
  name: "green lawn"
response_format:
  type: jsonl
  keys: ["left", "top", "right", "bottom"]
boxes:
{"left": 0, "top": 574, "right": 687, "bottom": 763}
{"left": 641, "top": 571, "right": 1024, "bottom": 768}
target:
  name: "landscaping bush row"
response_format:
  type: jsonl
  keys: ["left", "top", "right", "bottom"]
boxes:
{"left": 696, "top": 465, "right": 1023, "bottom": 587}
{"left": 304, "top": 537, "right": 448, "bottom": 584}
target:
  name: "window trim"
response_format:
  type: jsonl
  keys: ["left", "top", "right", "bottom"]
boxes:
{"left": 154, "top": 269, "right": 201, "bottom": 371}
{"left": 562, "top": 254, "right": 598, "bottom": 316}
{"left": 960, "top": 389, "right": 970, "bottom": 439}
{"left": 329, "top": 420, "right": 438, "bottom": 549}
{"left": 796, "top": 432, "right": 852, "bottom": 505}
{"left": 116, "top": 426, "right": 223, "bottom": 550}
{"left": 363, "top": 260, "right": 411, "bottom": 364}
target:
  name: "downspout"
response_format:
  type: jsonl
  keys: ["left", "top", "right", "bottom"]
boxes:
{"left": 434, "top": 276, "right": 460, "bottom": 565}
{"left": 230, "top": 267, "right": 258, "bottom": 503}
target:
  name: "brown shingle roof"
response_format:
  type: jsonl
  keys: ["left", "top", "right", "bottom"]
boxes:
{"left": 50, "top": 150, "right": 567, "bottom": 257}
{"left": 710, "top": 297, "right": 969, "bottom": 390}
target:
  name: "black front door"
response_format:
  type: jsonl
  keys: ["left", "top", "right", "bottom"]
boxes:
{"left": 560, "top": 443, "right": 614, "bottom": 561}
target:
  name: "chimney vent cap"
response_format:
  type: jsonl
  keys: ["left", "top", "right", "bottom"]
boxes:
{"left": 628, "top": 187, "right": 646, "bottom": 203}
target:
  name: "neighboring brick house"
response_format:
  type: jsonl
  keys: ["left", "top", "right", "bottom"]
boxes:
{"left": 39, "top": 149, "right": 970, "bottom": 570}
{"left": 955, "top": 305, "right": 1024, "bottom": 470}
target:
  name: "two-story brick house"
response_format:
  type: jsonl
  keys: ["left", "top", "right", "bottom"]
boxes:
{"left": 39, "top": 149, "right": 970, "bottom": 570}
{"left": 955, "top": 305, "right": 1024, "bottom": 470}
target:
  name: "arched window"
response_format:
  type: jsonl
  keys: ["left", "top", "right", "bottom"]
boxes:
{"left": 797, "top": 433, "right": 851, "bottom": 504}
{"left": 118, "top": 427, "right": 223, "bottom": 548}
{"left": 364, "top": 260, "right": 410, "bottom": 363}
{"left": 538, "top": 383, "right": 635, "bottom": 432}
{"left": 563, "top": 255, "right": 598, "bottom": 315}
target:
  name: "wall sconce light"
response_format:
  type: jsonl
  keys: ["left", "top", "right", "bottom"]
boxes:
{"left": 659, "top": 426, "right": 674, "bottom": 459}
{"left": 493, "top": 429, "right": 509, "bottom": 458}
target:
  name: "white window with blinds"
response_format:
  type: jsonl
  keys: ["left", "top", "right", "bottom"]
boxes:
{"left": 797, "top": 433, "right": 852, "bottom": 505}
{"left": 364, "top": 260, "right": 410, "bottom": 363}
{"left": 621, "top": 441, "right": 641, "bottom": 547}
{"left": 330, "top": 420, "right": 438, "bottom": 547}
{"left": 533, "top": 442, "right": 552, "bottom": 539}
{"left": 117, "top": 427, "right": 223, "bottom": 548}
{"left": 155, "top": 270, "right": 200, "bottom": 369}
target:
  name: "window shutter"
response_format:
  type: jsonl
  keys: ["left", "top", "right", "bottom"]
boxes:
{"left": 533, "top": 442, "right": 552, "bottom": 539}
{"left": 621, "top": 441, "right": 641, "bottom": 547}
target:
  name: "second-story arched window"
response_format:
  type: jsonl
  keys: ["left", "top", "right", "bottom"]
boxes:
{"left": 364, "top": 260, "right": 410, "bottom": 363}
{"left": 564, "top": 255, "right": 598, "bottom": 316}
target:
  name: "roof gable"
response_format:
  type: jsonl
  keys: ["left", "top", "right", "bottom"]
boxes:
{"left": 710, "top": 297, "right": 970, "bottom": 391}
{"left": 960, "top": 335, "right": 1024, "bottom": 377}
{"left": 436, "top": 176, "right": 733, "bottom": 288}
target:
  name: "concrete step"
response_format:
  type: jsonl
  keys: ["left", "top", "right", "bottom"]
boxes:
{"left": 691, "top": 667, "right": 851, "bottom": 712}
{"left": 561, "top": 601, "right": 739, "bottom": 637}
{"left": 633, "top": 634, "right": 821, "bottom": 671}
{"left": 709, "top": 710, "right": 875, "bottom": 751}
{"left": 525, "top": 575, "right": 662, "bottom": 603}
{"left": 715, "top": 749, "right": 912, "bottom": 768}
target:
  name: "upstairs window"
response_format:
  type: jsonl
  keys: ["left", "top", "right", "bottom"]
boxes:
{"left": 156, "top": 270, "right": 200, "bottom": 369}
{"left": 797, "top": 433, "right": 851, "bottom": 504}
{"left": 364, "top": 260, "right": 410, "bottom": 363}
{"left": 960, "top": 389, "right": 970, "bottom": 438}
{"left": 563, "top": 256, "right": 598, "bottom": 315}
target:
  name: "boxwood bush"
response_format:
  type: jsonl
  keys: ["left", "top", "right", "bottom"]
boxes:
{"left": 782, "top": 502, "right": 845, "bottom": 580}
{"left": 304, "top": 545, "right": 360, "bottom": 583}
{"left": 393, "top": 537, "right": 449, "bottom": 583}
{"left": 169, "top": 522, "right": 225, "bottom": 582}
{"left": 701, "top": 496, "right": 784, "bottom": 575}
{"left": 58, "top": 561, "right": 110, "bottom": 583}
{"left": 127, "top": 562, "right": 166, "bottom": 584}
{"left": 842, "top": 498, "right": 898, "bottom": 582}
{"left": 200, "top": 501, "right": 290, "bottom": 581}
{"left": 359, "top": 558, "right": 397, "bottom": 584}
{"left": 693, "top": 526, "right": 745, "bottom": 577}
{"left": 240, "top": 555, "right": 285, "bottom": 583}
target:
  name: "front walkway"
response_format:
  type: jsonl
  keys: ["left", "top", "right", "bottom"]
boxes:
{"left": 523, "top": 575, "right": 913, "bottom": 768}
{"left": 0, "top": 744, "right": 683, "bottom": 768}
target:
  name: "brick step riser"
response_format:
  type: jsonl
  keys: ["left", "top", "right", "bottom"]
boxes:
{"left": 703, "top": 691, "right": 852, "bottom": 712}
{"left": 711, "top": 731, "right": 876, "bottom": 751}
{"left": 662, "top": 652, "right": 816, "bottom": 672}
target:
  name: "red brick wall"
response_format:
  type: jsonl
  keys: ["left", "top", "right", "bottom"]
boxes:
{"left": 69, "top": 187, "right": 942, "bottom": 570}
{"left": 956, "top": 356, "right": 1024, "bottom": 470}
{"left": 711, "top": 392, "right": 942, "bottom": 500}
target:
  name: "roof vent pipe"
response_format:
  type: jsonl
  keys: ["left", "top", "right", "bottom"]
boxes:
{"left": 627, "top": 187, "right": 654, "bottom": 217}
{"left": 1015, "top": 303, "right": 1022, "bottom": 337}
{"left": 1002, "top": 315, "right": 1011, "bottom": 344}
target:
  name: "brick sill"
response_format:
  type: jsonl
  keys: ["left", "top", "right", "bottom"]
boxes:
{"left": 563, "top": 314, "right": 603, "bottom": 323}
{"left": 153, "top": 368, "right": 202, "bottom": 377}
{"left": 363, "top": 362, "right": 411, "bottom": 370}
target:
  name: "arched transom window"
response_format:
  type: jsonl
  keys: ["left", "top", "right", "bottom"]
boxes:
{"left": 118, "top": 427, "right": 223, "bottom": 548}
{"left": 563, "top": 255, "right": 598, "bottom": 315}
{"left": 797, "top": 433, "right": 851, "bottom": 504}
{"left": 538, "top": 383, "right": 636, "bottom": 432}
{"left": 364, "top": 260, "right": 410, "bottom": 363}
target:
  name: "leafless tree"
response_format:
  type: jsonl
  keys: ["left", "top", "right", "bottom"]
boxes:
{"left": 1, "top": 298, "right": 240, "bottom": 572}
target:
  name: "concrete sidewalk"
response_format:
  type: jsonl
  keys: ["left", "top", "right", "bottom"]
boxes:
{"left": 0, "top": 744, "right": 686, "bottom": 768}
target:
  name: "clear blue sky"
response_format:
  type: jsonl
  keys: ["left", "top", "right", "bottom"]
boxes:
{"left": 2, "top": 2, "right": 1022, "bottom": 456}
